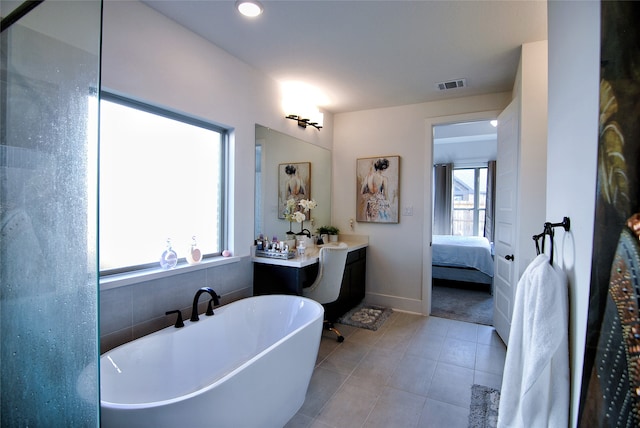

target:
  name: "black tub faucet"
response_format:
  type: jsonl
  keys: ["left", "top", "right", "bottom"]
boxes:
{"left": 165, "top": 310, "right": 184, "bottom": 328}
{"left": 190, "top": 287, "right": 220, "bottom": 322}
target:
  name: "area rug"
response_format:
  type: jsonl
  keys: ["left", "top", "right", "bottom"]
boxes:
{"left": 468, "top": 384, "right": 500, "bottom": 428}
{"left": 431, "top": 281, "right": 493, "bottom": 325}
{"left": 337, "top": 303, "right": 393, "bottom": 331}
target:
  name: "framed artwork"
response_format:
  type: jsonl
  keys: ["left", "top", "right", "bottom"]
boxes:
{"left": 356, "top": 156, "right": 400, "bottom": 223}
{"left": 278, "top": 162, "right": 311, "bottom": 219}
{"left": 578, "top": 2, "right": 640, "bottom": 426}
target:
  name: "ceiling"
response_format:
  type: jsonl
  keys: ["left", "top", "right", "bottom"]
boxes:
{"left": 143, "top": 0, "right": 548, "bottom": 114}
{"left": 433, "top": 120, "right": 497, "bottom": 164}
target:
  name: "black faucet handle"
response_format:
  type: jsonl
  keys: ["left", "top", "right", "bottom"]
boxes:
{"left": 165, "top": 310, "right": 184, "bottom": 328}
{"left": 206, "top": 299, "right": 215, "bottom": 316}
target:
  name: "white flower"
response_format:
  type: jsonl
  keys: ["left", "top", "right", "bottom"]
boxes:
{"left": 284, "top": 198, "right": 317, "bottom": 222}
{"left": 299, "top": 199, "right": 317, "bottom": 212}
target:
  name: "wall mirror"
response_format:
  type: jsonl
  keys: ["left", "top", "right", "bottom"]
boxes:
{"left": 254, "top": 125, "right": 331, "bottom": 240}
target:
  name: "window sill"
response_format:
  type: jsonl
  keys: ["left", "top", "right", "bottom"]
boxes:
{"left": 99, "top": 256, "right": 241, "bottom": 291}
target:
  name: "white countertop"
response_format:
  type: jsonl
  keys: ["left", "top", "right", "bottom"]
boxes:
{"left": 251, "top": 235, "right": 368, "bottom": 268}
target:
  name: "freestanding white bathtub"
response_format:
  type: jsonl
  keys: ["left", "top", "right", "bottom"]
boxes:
{"left": 100, "top": 295, "right": 323, "bottom": 428}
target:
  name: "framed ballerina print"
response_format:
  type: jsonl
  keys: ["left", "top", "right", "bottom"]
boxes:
{"left": 356, "top": 156, "right": 400, "bottom": 223}
{"left": 278, "top": 162, "right": 311, "bottom": 219}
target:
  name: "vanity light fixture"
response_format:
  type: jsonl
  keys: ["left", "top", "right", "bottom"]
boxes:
{"left": 286, "top": 111, "right": 324, "bottom": 131}
{"left": 236, "top": 0, "right": 263, "bottom": 18}
{"left": 281, "top": 82, "right": 326, "bottom": 130}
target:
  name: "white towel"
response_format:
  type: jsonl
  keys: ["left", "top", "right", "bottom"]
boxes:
{"left": 497, "top": 254, "right": 569, "bottom": 428}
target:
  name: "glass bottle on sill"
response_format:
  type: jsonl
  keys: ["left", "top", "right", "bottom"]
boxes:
{"left": 160, "top": 238, "right": 178, "bottom": 269}
{"left": 186, "top": 235, "right": 202, "bottom": 265}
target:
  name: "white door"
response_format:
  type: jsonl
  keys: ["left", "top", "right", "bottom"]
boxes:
{"left": 493, "top": 100, "right": 520, "bottom": 345}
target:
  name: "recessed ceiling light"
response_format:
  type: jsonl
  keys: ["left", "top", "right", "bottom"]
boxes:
{"left": 236, "top": 0, "right": 263, "bottom": 18}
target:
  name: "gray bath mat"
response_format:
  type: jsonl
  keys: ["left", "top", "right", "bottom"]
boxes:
{"left": 337, "top": 303, "right": 392, "bottom": 331}
{"left": 468, "top": 384, "right": 500, "bottom": 428}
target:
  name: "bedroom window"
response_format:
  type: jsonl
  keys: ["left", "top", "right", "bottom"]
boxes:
{"left": 452, "top": 167, "right": 487, "bottom": 236}
{"left": 99, "top": 93, "right": 227, "bottom": 274}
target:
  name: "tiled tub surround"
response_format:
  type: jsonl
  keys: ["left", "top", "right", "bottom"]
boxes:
{"left": 99, "top": 256, "right": 252, "bottom": 353}
{"left": 286, "top": 313, "right": 506, "bottom": 428}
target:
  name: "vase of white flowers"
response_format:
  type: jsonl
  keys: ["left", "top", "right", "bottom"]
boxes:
{"left": 284, "top": 198, "right": 317, "bottom": 238}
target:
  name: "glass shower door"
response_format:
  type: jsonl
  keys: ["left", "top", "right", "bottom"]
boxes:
{"left": 1, "top": 1, "right": 101, "bottom": 425}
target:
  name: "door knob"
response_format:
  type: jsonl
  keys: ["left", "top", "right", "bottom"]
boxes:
{"left": 505, "top": 254, "right": 514, "bottom": 261}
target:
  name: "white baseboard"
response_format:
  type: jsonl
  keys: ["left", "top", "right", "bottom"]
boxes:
{"left": 365, "top": 292, "right": 425, "bottom": 315}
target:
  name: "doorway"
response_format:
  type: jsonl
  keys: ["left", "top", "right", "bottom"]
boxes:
{"left": 423, "top": 112, "right": 501, "bottom": 325}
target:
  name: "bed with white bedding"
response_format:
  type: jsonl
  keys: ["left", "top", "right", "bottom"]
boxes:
{"left": 431, "top": 235, "right": 494, "bottom": 285}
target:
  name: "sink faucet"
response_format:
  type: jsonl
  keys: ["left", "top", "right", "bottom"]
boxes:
{"left": 190, "top": 287, "right": 220, "bottom": 322}
{"left": 298, "top": 228, "right": 311, "bottom": 238}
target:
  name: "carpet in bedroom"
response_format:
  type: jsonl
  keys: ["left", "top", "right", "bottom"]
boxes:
{"left": 431, "top": 280, "right": 493, "bottom": 325}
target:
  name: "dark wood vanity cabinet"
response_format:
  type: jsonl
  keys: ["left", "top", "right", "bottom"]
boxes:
{"left": 253, "top": 262, "right": 318, "bottom": 295}
{"left": 253, "top": 247, "right": 366, "bottom": 321}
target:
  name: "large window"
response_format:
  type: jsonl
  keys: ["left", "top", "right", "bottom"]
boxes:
{"left": 452, "top": 167, "right": 487, "bottom": 236}
{"left": 99, "top": 94, "right": 226, "bottom": 274}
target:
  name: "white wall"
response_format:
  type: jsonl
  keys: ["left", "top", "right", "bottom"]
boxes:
{"left": 101, "top": 0, "right": 334, "bottom": 257}
{"left": 547, "top": 2, "right": 600, "bottom": 426}
{"left": 515, "top": 40, "right": 549, "bottom": 278}
{"left": 333, "top": 93, "right": 511, "bottom": 313}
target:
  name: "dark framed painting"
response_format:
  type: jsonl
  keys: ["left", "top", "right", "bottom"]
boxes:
{"left": 578, "top": 2, "right": 640, "bottom": 426}
{"left": 356, "top": 156, "right": 400, "bottom": 223}
{"left": 278, "top": 162, "right": 311, "bottom": 219}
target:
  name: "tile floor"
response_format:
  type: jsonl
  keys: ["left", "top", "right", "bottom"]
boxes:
{"left": 285, "top": 312, "right": 507, "bottom": 428}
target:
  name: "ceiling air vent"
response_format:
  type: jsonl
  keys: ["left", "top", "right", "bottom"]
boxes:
{"left": 436, "top": 79, "right": 467, "bottom": 91}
